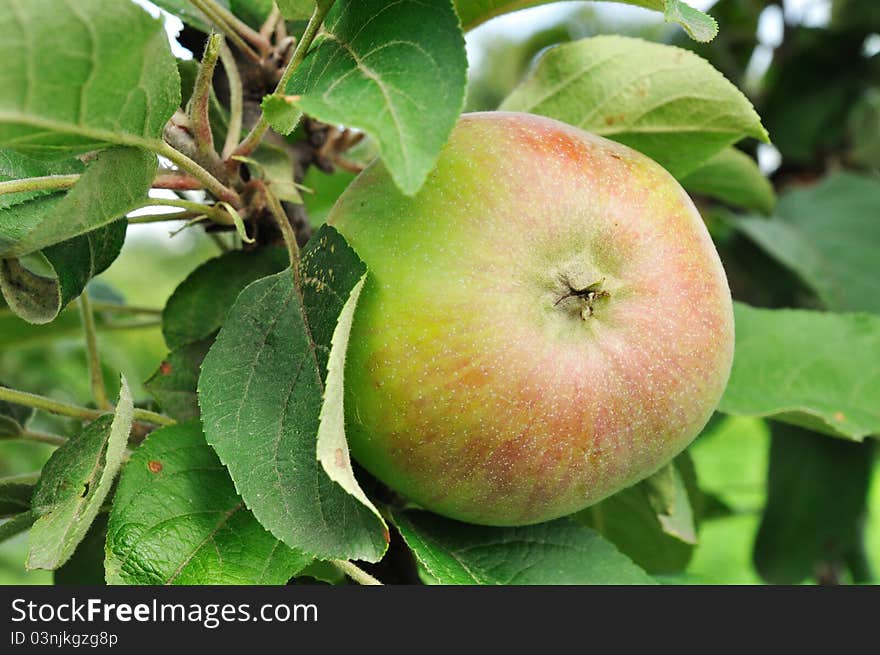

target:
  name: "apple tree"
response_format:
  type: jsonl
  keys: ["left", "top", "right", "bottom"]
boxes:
{"left": 0, "top": 0, "right": 877, "bottom": 585}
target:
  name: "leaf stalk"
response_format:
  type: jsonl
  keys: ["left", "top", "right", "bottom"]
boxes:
{"left": 0, "top": 175, "right": 80, "bottom": 196}
{"left": 233, "top": 1, "right": 334, "bottom": 159}
{"left": 331, "top": 559, "right": 383, "bottom": 586}
{"left": 0, "top": 386, "right": 174, "bottom": 427}
{"left": 189, "top": 33, "right": 224, "bottom": 165}
{"left": 189, "top": 0, "right": 263, "bottom": 62}
{"left": 78, "top": 289, "right": 112, "bottom": 410}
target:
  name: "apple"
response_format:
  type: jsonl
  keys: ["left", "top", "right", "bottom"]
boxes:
{"left": 329, "top": 112, "right": 734, "bottom": 526}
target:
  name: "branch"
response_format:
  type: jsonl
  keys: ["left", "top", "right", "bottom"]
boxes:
{"left": 78, "top": 289, "right": 111, "bottom": 410}
{"left": 233, "top": 2, "right": 334, "bottom": 159}
{"left": 153, "top": 171, "right": 204, "bottom": 191}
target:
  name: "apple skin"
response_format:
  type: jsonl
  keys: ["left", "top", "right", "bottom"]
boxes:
{"left": 329, "top": 112, "right": 734, "bottom": 526}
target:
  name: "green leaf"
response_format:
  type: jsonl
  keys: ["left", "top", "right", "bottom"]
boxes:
{"left": 162, "top": 247, "right": 288, "bottom": 349}
{"left": 0, "top": 0, "right": 180, "bottom": 157}
{"left": 392, "top": 511, "right": 655, "bottom": 585}
{"left": 276, "top": 0, "right": 316, "bottom": 20}
{"left": 27, "top": 378, "right": 134, "bottom": 570}
{"left": 681, "top": 147, "right": 775, "bottom": 214}
{"left": 0, "top": 146, "right": 151, "bottom": 324}
{"left": 220, "top": 202, "right": 255, "bottom": 244}
{"left": 453, "top": 0, "right": 535, "bottom": 28}
{"left": 689, "top": 415, "right": 769, "bottom": 514}
{"left": 301, "top": 167, "right": 357, "bottom": 228}
{"left": 732, "top": 174, "right": 880, "bottom": 314}
{"left": 297, "top": 559, "right": 346, "bottom": 584}
{"left": 454, "top": 1, "right": 717, "bottom": 41}
{"left": 231, "top": 0, "right": 275, "bottom": 26}
{"left": 643, "top": 460, "right": 697, "bottom": 544}
{"left": 199, "top": 269, "right": 388, "bottom": 561}
{"left": 151, "top": 1, "right": 222, "bottom": 33}
{"left": 500, "top": 35, "right": 768, "bottom": 178}
{"left": 719, "top": 303, "right": 880, "bottom": 441}
{"left": 249, "top": 143, "right": 302, "bottom": 204}
{"left": 847, "top": 88, "right": 880, "bottom": 170}
{"left": 759, "top": 30, "right": 867, "bottom": 166}
{"left": 261, "top": 95, "right": 303, "bottom": 137}
{"left": 646, "top": 0, "right": 718, "bottom": 42}
{"left": 316, "top": 274, "right": 385, "bottom": 525}
{"left": 754, "top": 422, "right": 874, "bottom": 584}
{"left": 144, "top": 339, "right": 213, "bottom": 421}
{"left": 300, "top": 225, "right": 368, "bottom": 378}
{"left": 0, "top": 482, "right": 34, "bottom": 518}
{"left": 573, "top": 454, "right": 699, "bottom": 573}
{"left": 0, "top": 147, "right": 153, "bottom": 257}
{"left": 0, "top": 219, "right": 127, "bottom": 325}
{"left": 55, "top": 514, "right": 107, "bottom": 585}
{"left": 106, "top": 421, "right": 310, "bottom": 585}
{"left": 285, "top": 0, "right": 467, "bottom": 195}
{"left": 300, "top": 226, "right": 388, "bottom": 538}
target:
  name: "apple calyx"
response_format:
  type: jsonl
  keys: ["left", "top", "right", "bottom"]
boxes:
{"left": 555, "top": 276, "right": 610, "bottom": 320}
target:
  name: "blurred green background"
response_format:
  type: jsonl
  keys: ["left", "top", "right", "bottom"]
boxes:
{"left": 1, "top": 227, "right": 218, "bottom": 584}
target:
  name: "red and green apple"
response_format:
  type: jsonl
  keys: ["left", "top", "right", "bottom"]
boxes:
{"left": 330, "top": 112, "right": 734, "bottom": 526}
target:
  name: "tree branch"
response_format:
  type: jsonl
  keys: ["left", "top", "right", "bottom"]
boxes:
{"left": 153, "top": 171, "right": 204, "bottom": 191}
